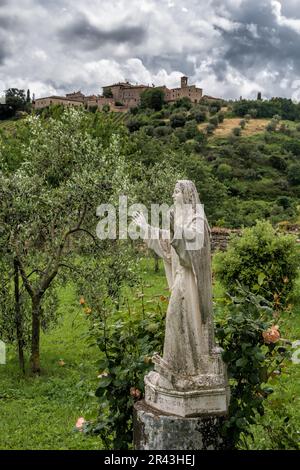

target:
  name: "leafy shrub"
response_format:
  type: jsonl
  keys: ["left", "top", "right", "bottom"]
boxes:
{"left": 153, "top": 126, "right": 172, "bottom": 138}
{"left": 285, "top": 140, "right": 300, "bottom": 156}
{"left": 216, "top": 287, "right": 292, "bottom": 448}
{"left": 140, "top": 88, "right": 165, "bottom": 111}
{"left": 288, "top": 163, "right": 300, "bottom": 185}
{"left": 218, "top": 112, "right": 225, "bottom": 123}
{"left": 269, "top": 155, "right": 287, "bottom": 171}
{"left": 217, "top": 163, "right": 232, "bottom": 180}
{"left": 174, "top": 127, "right": 187, "bottom": 143}
{"left": 193, "top": 130, "right": 207, "bottom": 146}
{"left": 208, "top": 101, "right": 222, "bottom": 113}
{"left": 191, "top": 109, "right": 207, "bottom": 123}
{"left": 232, "top": 127, "right": 241, "bottom": 136}
{"left": 214, "top": 220, "right": 299, "bottom": 307}
{"left": 143, "top": 125, "right": 155, "bottom": 137}
{"left": 127, "top": 116, "right": 149, "bottom": 133}
{"left": 240, "top": 120, "right": 246, "bottom": 129}
{"left": 206, "top": 123, "right": 215, "bottom": 135}
{"left": 266, "top": 120, "right": 277, "bottom": 132}
{"left": 249, "top": 108, "right": 258, "bottom": 118}
{"left": 89, "top": 105, "right": 98, "bottom": 113}
{"left": 184, "top": 120, "right": 198, "bottom": 139}
{"left": 279, "top": 124, "right": 293, "bottom": 136}
{"left": 170, "top": 113, "right": 186, "bottom": 128}
{"left": 86, "top": 287, "right": 166, "bottom": 449}
{"left": 173, "top": 97, "right": 192, "bottom": 110}
{"left": 127, "top": 118, "right": 142, "bottom": 133}
{"left": 276, "top": 196, "right": 293, "bottom": 210}
{"left": 209, "top": 116, "right": 219, "bottom": 127}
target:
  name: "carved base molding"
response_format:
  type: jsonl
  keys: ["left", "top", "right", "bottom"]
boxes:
{"left": 144, "top": 352, "right": 230, "bottom": 417}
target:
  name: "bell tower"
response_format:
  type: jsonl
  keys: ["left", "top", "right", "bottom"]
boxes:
{"left": 181, "top": 76, "right": 188, "bottom": 88}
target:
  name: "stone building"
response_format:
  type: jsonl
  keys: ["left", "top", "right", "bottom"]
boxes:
{"left": 65, "top": 91, "right": 85, "bottom": 102}
{"left": 102, "top": 76, "right": 203, "bottom": 108}
{"left": 34, "top": 96, "right": 84, "bottom": 109}
{"left": 102, "top": 81, "right": 150, "bottom": 107}
{"left": 163, "top": 76, "right": 203, "bottom": 104}
{"left": 33, "top": 76, "right": 206, "bottom": 112}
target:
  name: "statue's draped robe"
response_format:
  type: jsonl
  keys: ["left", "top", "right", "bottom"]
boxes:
{"left": 145, "top": 213, "right": 215, "bottom": 378}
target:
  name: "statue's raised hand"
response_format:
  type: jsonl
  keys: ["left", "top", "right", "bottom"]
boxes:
{"left": 131, "top": 211, "right": 148, "bottom": 233}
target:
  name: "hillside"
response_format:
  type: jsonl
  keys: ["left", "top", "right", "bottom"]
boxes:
{"left": 1, "top": 97, "right": 300, "bottom": 228}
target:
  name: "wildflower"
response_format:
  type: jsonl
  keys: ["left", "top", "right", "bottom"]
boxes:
{"left": 79, "top": 297, "right": 85, "bottom": 305}
{"left": 130, "top": 387, "right": 141, "bottom": 399}
{"left": 84, "top": 307, "right": 92, "bottom": 315}
{"left": 75, "top": 417, "right": 86, "bottom": 431}
{"left": 262, "top": 325, "right": 280, "bottom": 344}
{"left": 97, "top": 371, "right": 109, "bottom": 379}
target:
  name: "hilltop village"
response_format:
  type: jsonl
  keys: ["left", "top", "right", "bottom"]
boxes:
{"left": 33, "top": 76, "right": 219, "bottom": 112}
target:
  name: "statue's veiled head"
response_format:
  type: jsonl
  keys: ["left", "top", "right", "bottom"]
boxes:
{"left": 173, "top": 180, "right": 200, "bottom": 211}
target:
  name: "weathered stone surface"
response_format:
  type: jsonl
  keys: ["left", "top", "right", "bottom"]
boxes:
{"left": 133, "top": 181, "right": 230, "bottom": 424}
{"left": 144, "top": 351, "right": 230, "bottom": 417}
{"left": 134, "top": 401, "right": 228, "bottom": 450}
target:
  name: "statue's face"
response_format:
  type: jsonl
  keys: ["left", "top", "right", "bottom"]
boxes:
{"left": 172, "top": 184, "right": 184, "bottom": 205}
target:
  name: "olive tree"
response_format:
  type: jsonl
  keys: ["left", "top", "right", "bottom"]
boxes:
{"left": 0, "top": 109, "right": 130, "bottom": 373}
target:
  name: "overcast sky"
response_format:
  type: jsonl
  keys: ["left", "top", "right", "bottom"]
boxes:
{"left": 1, "top": 0, "right": 300, "bottom": 100}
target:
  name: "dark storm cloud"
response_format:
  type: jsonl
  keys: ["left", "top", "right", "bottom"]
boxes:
{"left": 142, "top": 55, "right": 195, "bottom": 76}
{"left": 210, "top": 0, "right": 300, "bottom": 93}
{"left": 0, "top": 47, "right": 6, "bottom": 64}
{"left": 0, "top": 13, "right": 20, "bottom": 30}
{"left": 59, "top": 16, "right": 147, "bottom": 50}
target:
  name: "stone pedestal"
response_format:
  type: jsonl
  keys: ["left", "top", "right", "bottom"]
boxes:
{"left": 134, "top": 400, "right": 229, "bottom": 450}
{"left": 144, "top": 351, "right": 230, "bottom": 417}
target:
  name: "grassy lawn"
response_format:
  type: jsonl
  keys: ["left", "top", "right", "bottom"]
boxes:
{"left": 0, "top": 283, "right": 103, "bottom": 449}
{"left": 0, "top": 257, "right": 299, "bottom": 449}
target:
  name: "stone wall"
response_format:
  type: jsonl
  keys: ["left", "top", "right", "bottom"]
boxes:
{"left": 211, "top": 225, "right": 300, "bottom": 252}
{"left": 211, "top": 227, "right": 241, "bottom": 252}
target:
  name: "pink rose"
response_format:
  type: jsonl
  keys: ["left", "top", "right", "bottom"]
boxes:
{"left": 75, "top": 417, "right": 86, "bottom": 431}
{"left": 262, "top": 325, "right": 280, "bottom": 344}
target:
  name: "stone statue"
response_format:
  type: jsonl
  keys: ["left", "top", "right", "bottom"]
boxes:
{"left": 133, "top": 180, "right": 229, "bottom": 417}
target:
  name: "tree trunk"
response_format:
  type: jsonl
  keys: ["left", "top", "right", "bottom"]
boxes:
{"left": 154, "top": 253, "right": 159, "bottom": 273}
{"left": 14, "top": 259, "right": 25, "bottom": 374}
{"left": 30, "top": 299, "right": 41, "bottom": 374}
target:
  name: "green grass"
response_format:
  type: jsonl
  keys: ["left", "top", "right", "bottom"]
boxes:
{"left": 0, "top": 257, "right": 299, "bottom": 449}
{"left": 0, "top": 284, "right": 102, "bottom": 449}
